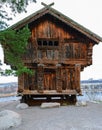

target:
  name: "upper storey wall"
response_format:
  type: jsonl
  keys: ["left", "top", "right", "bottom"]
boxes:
{"left": 31, "top": 16, "right": 73, "bottom": 39}
{"left": 23, "top": 14, "right": 93, "bottom": 67}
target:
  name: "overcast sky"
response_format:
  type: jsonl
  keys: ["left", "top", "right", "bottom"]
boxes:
{"left": 0, "top": 0, "right": 102, "bottom": 83}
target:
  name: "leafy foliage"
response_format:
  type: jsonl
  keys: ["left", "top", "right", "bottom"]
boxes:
{"left": 0, "top": 0, "right": 36, "bottom": 29}
{"left": 0, "top": 0, "right": 36, "bottom": 75}
{"left": 0, "top": 0, "right": 36, "bottom": 13}
{"left": 0, "top": 26, "right": 33, "bottom": 75}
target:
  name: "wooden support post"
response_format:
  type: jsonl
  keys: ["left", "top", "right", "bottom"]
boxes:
{"left": 87, "top": 43, "right": 93, "bottom": 65}
{"left": 75, "top": 64, "right": 81, "bottom": 94}
{"left": 37, "top": 64, "right": 44, "bottom": 93}
{"left": 56, "top": 64, "right": 62, "bottom": 92}
{"left": 18, "top": 74, "right": 24, "bottom": 93}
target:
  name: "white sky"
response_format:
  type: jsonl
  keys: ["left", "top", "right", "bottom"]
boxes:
{"left": 0, "top": 0, "right": 102, "bottom": 83}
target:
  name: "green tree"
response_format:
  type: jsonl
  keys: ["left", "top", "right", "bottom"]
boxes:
{"left": 0, "top": 0, "right": 36, "bottom": 29}
{"left": 0, "top": 26, "right": 33, "bottom": 76}
{"left": 0, "top": 0, "right": 36, "bottom": 75}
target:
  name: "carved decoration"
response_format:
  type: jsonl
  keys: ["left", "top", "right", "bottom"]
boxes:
{"left": 56, "top": 64, "right": 62, "bottom": 92}
{"left": 37, "top": 64, "right": 44, "bottom": 92}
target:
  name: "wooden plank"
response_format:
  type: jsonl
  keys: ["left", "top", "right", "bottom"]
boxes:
{"left": 22, "top": 89, "right": 77, "bottom": 95}
{"left": 75, "top": 64, "right": 81, "bottom": 94}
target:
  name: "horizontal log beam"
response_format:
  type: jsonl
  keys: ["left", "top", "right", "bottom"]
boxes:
{"left": 22, "top": 89, "right": 77, "bottom": 95}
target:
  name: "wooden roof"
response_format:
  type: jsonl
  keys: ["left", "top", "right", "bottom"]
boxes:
{"left": 10, "top": 2, "right": 102, "bottom": 44}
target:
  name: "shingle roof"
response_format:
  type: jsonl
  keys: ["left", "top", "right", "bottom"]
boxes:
{"left": 10, "top": 3, "right": 102, "bottom": 43}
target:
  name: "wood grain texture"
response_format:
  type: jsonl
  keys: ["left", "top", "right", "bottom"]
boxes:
{"left": 17, "top": 13, "right": 94, "bottom": 97}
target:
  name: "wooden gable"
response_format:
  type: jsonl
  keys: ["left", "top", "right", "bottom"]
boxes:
{"left": 10, "top": 2, "right": 102, "bottom": 44}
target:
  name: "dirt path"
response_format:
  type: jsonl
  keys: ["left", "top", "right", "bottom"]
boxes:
{"left": 0, "top": 101, "right": 102, "bottom": 130}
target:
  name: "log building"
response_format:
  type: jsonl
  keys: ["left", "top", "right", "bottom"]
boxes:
{"left": 9, "top": 3, "right": 102, "bottom": 105}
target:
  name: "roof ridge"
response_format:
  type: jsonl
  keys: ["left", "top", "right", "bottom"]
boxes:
{"left": 48, "top": 7, "right": 102, "bottom": 42}
{"left": 8, "top": 3, "right": 102, "bottom": 43}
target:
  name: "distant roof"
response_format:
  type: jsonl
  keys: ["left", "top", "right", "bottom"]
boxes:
{"left": 10, "top": 2, "right": 102, "bottom": 43}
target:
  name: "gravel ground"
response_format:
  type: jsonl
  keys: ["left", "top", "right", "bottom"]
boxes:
{"left": 0, "top": 100, "right": 102, "bottom": 130}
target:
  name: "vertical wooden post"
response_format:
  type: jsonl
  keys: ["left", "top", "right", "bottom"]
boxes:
{"left": 59, "top": 38, "right": 64, "bottom": 62}
{"left": 37, "top": 64, "right": 44, "bottom": 93}
{"left": 87, "top": 43, "right": 93, "bottom": 65}
{"left": 32, "top": 38, "right": 37, "bottom": 62}
{"left": 56, "top": 63, "right": 62, "bottom": 92}
{"left": 18, "top": 74, "right": 24, "bottom": 93}
{"left": 66, "top": 68, "right": 71, "bottom": 90}
{"left": 75, "top": 64, "right": 81, "bottom": 94}
{"left": 33, "top": 68, "right": 37, "bottom": 90}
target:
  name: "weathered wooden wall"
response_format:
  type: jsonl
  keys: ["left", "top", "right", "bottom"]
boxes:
{"left": 18, "top": 15, "right": 94, "bottom": 94}
{"left": 23, "top": 16, "right": 93, "bottom": 66}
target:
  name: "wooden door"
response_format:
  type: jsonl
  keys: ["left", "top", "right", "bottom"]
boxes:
{"left": 44, "top": 69, "right": 56, "bottom": 90}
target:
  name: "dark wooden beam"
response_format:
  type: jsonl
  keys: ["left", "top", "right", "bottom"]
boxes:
{"left": 41, "top": 2, "right": 54, "bottom": 8}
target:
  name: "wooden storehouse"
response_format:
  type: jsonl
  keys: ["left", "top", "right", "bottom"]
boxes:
{"left": 9, "top": 3, "right": 102, "bottom": 105}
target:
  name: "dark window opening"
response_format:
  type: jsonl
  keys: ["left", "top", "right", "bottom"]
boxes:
{"left": 43, "top": 41, "right": 47, "bottom": 46}
{"left": 37, "top": 39, "right": 59, "bottom": 47}
{"left": 49, "top": 41, "right": 53, "bottom": 46}
{"left": 54, "top": 41, "right": 58, "bottom": 46}
{"left": 38, "top": 41, "right": 42, "bottom": 46}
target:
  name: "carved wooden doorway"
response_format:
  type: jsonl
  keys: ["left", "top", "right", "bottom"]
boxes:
{"left": 44, "top": 68, "right": 56, "bottom": 90}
